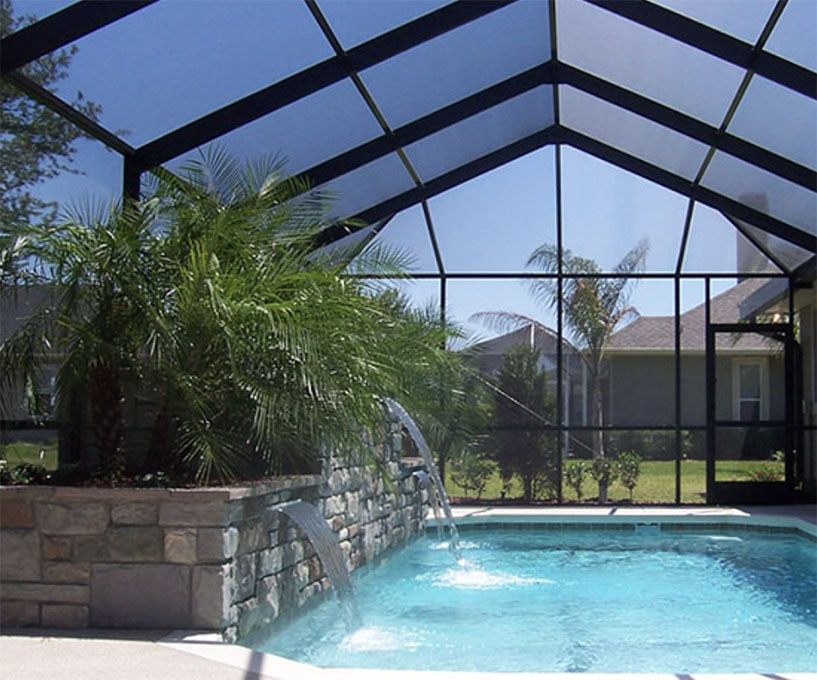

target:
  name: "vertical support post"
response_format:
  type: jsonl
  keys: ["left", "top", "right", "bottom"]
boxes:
{"left": 787, "top": 278, "right": 798, "bottom": 493}
{"left": 123, "top": 156, "right": 142, "bottom": 202}
{"left": 555, "top": 143, "right": 564, "bottom": 504}
{"left": 674, "top": 276, "right": 682, "bottom": 504}
{"left": 704, "top": 277, "right": 714, "bottom": 503}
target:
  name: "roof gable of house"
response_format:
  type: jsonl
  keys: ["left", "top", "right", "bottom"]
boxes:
{"left": 607, "top": 278, "right": 775, "bottom": 353}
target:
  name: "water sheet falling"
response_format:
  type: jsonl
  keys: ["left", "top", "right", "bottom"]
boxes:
{"left": 382, "top": 398, "right": 463, "bottom": 562}
{"left": 278, "top": 500, "right": 362, "bottom": 631}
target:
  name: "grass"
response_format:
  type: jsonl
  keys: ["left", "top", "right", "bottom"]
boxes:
{"left": 0, "top": 440, "right": 59, "bottom": 470}
{"left": 445, "top": 459, "right": 785, "bottom": 505}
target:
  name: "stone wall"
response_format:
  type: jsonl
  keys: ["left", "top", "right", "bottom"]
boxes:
{"left": 0, "top": 420, "right": 428, "bottom": 638}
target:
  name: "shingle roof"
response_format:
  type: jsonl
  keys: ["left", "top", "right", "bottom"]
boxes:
{"left": 607, "top": 278, "right": 774, "bottom": 352}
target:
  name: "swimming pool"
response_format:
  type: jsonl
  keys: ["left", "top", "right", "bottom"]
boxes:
{"left": 245, "top": 524, "right": 817, "bottom": 674}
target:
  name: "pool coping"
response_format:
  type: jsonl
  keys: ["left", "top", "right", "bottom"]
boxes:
{"left": 156, "top": 504, "right": 817, "bottom": 680}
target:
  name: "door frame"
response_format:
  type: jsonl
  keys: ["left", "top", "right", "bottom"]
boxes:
{"left": 705, "top": 322, "right": 795, "bottom": 505}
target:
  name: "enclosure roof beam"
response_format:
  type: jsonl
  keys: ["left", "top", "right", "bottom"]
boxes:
{"left": 3, "top": 71, "right": 135, "bottom": 157}
{"left": 134, "top": 0, "right": 516, "bottom": 169}
{"left": 585, "top": 0, "right": 816, "bottom": 99}
{"left": 300, "top": 62, "right": 554, "bottom": 188}
{"left": 560, "top": 127, "right": 816, "bottom": 252}
{"left": 559, "top": 63, "right": 816, "bottom": 191}
{"left": 0, "top": 0, "right": 160, "bottom": 76}
{"left": 352, "top": 127, "right": 560, "bottom": 226}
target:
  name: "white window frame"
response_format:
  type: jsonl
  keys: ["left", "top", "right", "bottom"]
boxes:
{"left": 732, "top": 358, "right": 768, "bottom": 422}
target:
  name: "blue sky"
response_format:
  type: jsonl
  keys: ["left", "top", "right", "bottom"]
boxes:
{"left": 15, "top": 0, "right": 792, "bottom": 343}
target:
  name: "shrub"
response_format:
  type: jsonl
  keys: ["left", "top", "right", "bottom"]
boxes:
{"left": 449, "top": 451, "right": 493, "bottom": 499}
{"left": 589, "top": 457, "right": 618, "bottom": 499}
{"left": 617, "top": 451, "right": 642, "bottom": 501}
{"left": 565, "top": 461, "right": 587, "bottom": 500}
{"left": 748, "top": 464, "right": 783, "bottom": 482}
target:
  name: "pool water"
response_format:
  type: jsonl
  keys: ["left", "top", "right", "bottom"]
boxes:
{"left": 248, "top": 527, "right": 817, "bottom": 673}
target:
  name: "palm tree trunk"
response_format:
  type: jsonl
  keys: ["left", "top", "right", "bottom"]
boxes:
{"left": 89, "top": 360, "right": 125, "bottom": 475}
{"left": 588, "top": 362, "right": 608, "bottom": 502}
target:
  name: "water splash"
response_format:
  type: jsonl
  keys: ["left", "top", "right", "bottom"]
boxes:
{"left": 421, "top": 567, "right": 555, "bottom": 590}
{"left": 278, "top": 500, "right": 362, "bottom": 631}
{"left": 382, "top": 398, "right": 463, "bottom": 562}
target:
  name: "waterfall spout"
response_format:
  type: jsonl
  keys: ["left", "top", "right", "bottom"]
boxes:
{"left": 277, "top": 500, "right": 362, "bottom": 631}
{"left": 382, "top": 398, "right": 463, "bottom": 562}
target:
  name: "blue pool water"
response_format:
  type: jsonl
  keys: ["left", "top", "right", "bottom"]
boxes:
{"left": 249, "top": 527, "right": 817, "bottom": 673}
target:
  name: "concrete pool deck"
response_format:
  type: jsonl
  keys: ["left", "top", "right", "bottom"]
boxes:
{"left": 2, "top": 504, "right": 815, "bottom": 680}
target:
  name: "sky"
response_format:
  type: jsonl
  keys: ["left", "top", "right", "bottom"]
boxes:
{"left": 13, "top": 0, "right": 811, "bottom": 345}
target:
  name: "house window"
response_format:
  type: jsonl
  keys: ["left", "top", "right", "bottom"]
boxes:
{"left": 733, "top": 359, "right": 767, "bottom": 422}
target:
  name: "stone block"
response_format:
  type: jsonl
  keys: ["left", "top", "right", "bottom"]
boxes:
{"left": 0, "top": 529, "right": 40, "bottom": 581}
{"left": 196, "top": 527, "right": 237, "bottom": 563}
{"left": 42, "top": 536, "right": 72, "bottom": 561}
{"left": 0, "top": 601, "right": 39, "bottom": 627}
{"left": 257, "top": 546, "right": 283, "bottom": 578}
{"left": 37, "top": 503, "right": 108, "bottom": 535}
{"left": 43, "top": 562, "right": 91, "bottom": 584}
{"left": 164, "top": 529, "right": 196, "bottom": 563}
{"left": 90, "top": 563, "right": 190, "bottom": 627}
{"left": 72, "top": 536, "right": 107, "bottom": 562}
{"left": 0, "top": 500, "right": 34, "bottom": 528}
{"left": 111, "top": 503, "right": 157, "bottom": 526}
{"left": 41, "top": 604, "right": 89, "bottom": 628}
{"left": 158, "top": 501, "right": 227, "bottom": 527}
{"left": 107, "top": 527, "right": 164, "bottom": 562}
{"left": 234, "top": 553, "right": 256, "bottom": 602}
{"left": 236, "top": 521, "right": 269, "bottom": 555}
{"left": 326, "top": 468, "right": 349, "bottom": 495}
{"left": 192, "top": 565, "right": 229, "bottom": 629}
{"left": 0, "top": 583, "right": 88, "bottom": 604}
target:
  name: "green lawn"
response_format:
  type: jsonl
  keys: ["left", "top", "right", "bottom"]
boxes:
{"left": 0, "top": 440, "right": 59, "bottom": 470}
{"left": 445, "top": 459, "right": 784, "bottom": 505}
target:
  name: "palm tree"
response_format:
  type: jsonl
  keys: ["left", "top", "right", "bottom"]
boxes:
{"left": 1, "top": 148, "right": 457, "bottom": 484}
{"left": 473, "top": 238, "right": 648, "bottom": 502}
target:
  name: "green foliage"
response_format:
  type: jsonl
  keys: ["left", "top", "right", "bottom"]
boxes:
{"left": 617, "top": 451, "right": 642, "bottom": 500}
{"left": 747, "top": 463, "right": 783, "bottom": 482}
{"left": 489, "top": 345, "right": 558, "bottom": 502}
{"left": 0, "top": 0, "right": 101, "bottom": 235}
{"left": 1, "top": 149, "right": 458, "bottom": 485}
{"left": 589, "top": 456, "right": 618, "bottom": 494}
{"left": 565, "top": 460, "right": 587, "bottom": 500}
{"left": 449, "top": 449, "right": 493, "bottom": 499}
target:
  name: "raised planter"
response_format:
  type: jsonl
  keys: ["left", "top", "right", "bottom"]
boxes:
{"left": 0, "top": 427, "right": 428, "bottom": 640}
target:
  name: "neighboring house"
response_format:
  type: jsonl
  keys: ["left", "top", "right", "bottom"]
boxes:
{"left": 465, "top": 323, "right": 592, "bottom": 433}
{"left": 605, "top": 277, "right": 785, "bottom": 430}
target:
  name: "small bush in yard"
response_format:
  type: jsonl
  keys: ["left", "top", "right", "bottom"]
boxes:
{"left": 617, "top": 451, "right": 642, "bottom": 501}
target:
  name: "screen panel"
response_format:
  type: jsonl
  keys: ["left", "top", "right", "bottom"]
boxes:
{"left": 556, "top": 0, "right": 745, "bottom": 125}
{"left": 360, "top": 0, "right": 550, "bottom": 129}
{"left": 560, "top": 85, "right": 710, "bottom": 181}
{"left": 560, "top": 146, "right": 689, "bottom": 273}
{"left": 682, "top": 204, "right": 783, "bottom": 274}
{"left": 316, "top": 153, "right": 416, "bottom": 220}
{"left": 427, "top": 147, "right": 557, "bottom": 273}
{"left": 727, "top": 76, "right": 817, "bottom": 171}
{"left": 166, "top": 79, "right": 383, "bottom": 180}
{"left": 652, "top": 0, "right": 775, "bottom": 45}
{"left": 764, "top": 0, "right": 817, "bottom": 71}
{"left": 364, "top": 204, "right": 441, "bottom": 274}
{"left": 404, "top": 87, "right": 554, "bottom": 183}
{"left": 318, "top": 0, "right": 451, "bottom": 49}
{"left": 702, "top": 151, "right": 817, "bottom": 236}
{"left": 39, "top": 0, "right": 334, "bottom": 145}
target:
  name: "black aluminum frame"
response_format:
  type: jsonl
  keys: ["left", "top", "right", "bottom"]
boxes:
{"left": 2, "top": 0, "right": 815, "bottom": 505}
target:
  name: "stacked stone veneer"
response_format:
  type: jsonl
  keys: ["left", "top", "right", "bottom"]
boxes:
{"left": 0, "top": 423, "right": 428, "bottom": 639}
